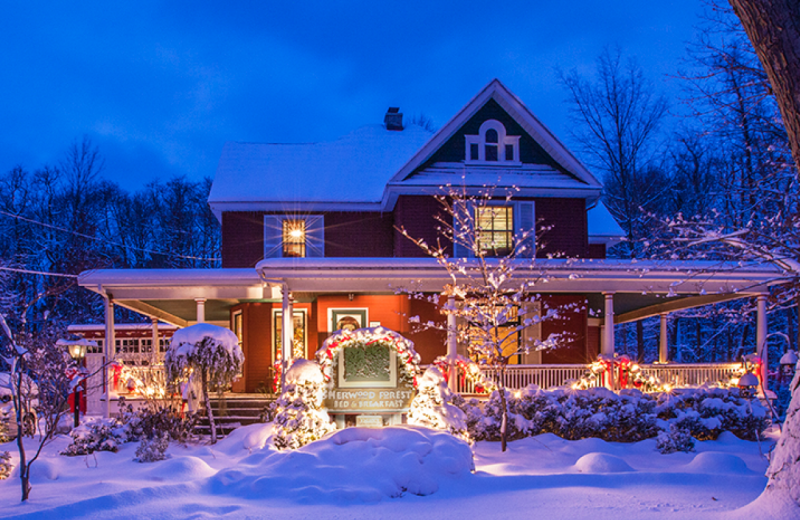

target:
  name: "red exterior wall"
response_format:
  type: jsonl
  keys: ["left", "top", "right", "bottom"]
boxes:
{"left": 535, "top": 198, "right": 589, "bottom": 258}
{"left": 324, "top": 212, "right": 394, "bottom": 257}
{"left": 540, "top": 295, "right": 591, "bottom": 364}
{"left": 393, "top": 195, "right": 452, "bottom": 257}
{"left": 589, "top": 243, "right": 606, "bottom": 259}
{"left": 222, "top": 212, "right": 265, "bottom": 268}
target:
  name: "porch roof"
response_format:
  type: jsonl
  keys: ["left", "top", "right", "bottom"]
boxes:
{"left": 77, "top": 259, "right": 787, "bottom": 327}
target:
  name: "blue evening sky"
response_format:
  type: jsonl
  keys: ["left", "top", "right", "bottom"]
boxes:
{"left": 0, "top": 1, "right": 702, "bottom": 190}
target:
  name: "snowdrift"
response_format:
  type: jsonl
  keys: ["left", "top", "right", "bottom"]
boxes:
{"left": 208, "top": 426, "right": 474, "bottom": 502}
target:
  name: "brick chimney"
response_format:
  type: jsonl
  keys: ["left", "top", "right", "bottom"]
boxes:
{"left": 384, "top": 107, "right": 403, "bottom": 131}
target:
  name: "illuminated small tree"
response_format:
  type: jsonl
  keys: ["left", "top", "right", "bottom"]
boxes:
{"left": 400, "top": 188, "right": 567, "bottom": 451}
{"left": 164, "top": 323, "right": 243, "bottom": 445}
{"left": 273, "top": 359, "right": 335, "bottom": 450}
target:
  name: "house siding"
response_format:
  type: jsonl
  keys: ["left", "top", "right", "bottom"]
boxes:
{"left": 535, "top": 198, "right": 589, "bottom": 258}
{"left": 424, "top": 99, "right": 564, "bottom": 169}
{"left": 324, "top": 212, "right": 394, "bottom": 257}
{"left": 222, "top": 212, "right": 265, "bottom": 268}
{"left": 393, "top": 195, "right": 452, "bottom": 257}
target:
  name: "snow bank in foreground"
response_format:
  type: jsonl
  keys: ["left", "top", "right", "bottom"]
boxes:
{"left": 207, "top": 426, "right": 474, "bottom": 503}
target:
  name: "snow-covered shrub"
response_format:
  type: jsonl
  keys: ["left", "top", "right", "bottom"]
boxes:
{"left": 135, "top": 432, "right": 170, "bottom": 463}
{"left": 0, "top": 452, "right": 11, "bottom": 479}
{"left": 764, "top": 367, "right": 800, "bottom": 505}
{"left": 656, "top": 423, "right": 695, "bottom": 454}
{"left": 124, "top": 403, "right": 198, "bottom": 445}
{"left": 656, "top": 387, "right": 769, "bottom": 441}
{"left": 466, "top": 389, "right": 529, "bottom": 441}
{"left": 273, "top": 359, "right": 336, "bottom": 450}
{"left": 165, "top": 323, "right": 244, "bottom": 444}
{"left": 259, "top": 400, "right": 279, "bottom": 423}
{"left": 61, "top": 419, "right": 126, "bottom": 456}
{"left": 408, "top": 367, "right": 470, "bottom": 442}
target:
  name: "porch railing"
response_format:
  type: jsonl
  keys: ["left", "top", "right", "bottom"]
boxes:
{"left": 453, "top": 362, "right": 742, "bottom": 395}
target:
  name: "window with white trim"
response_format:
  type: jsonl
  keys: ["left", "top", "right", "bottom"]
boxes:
{"left": 264, "top": 215, "right": 324, "bottom": 258}
{"left": 454, "top": 201, "right": 535, "bottom": 258}
{"left": 464, "top": 120, "right": 520, "bottom": 164}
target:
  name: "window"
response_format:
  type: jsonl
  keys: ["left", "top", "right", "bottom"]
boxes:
{"left": 476, "top": 206, "right": 514, "bottom": 256}
{"left": 464, "top": 119, "right": 520, "bottom": 164}
{"left": 232, "top": 310, "right": 243, "bottom": 348}
{"left": 282, "top": 220, "right": 306, "bottom": 257}
{"left": 264, "top": 215, "right": 324, "bottom": 258}
{"left": 453, "top": 201, "right": 535, "bottom": 259}
{"left": 273, "top": 310, "right": 307, "bottom": 361}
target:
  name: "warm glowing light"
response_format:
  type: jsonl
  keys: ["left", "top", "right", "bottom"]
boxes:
{"left": 289, "top": 229, "right": 304, "bottom": 239}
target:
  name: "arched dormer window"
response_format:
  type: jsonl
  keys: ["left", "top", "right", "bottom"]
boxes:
{"left": 464, "top": 119, "right": 520, "bottom": 164}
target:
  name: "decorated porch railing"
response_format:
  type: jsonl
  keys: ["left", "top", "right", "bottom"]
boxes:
{"left": 453, "top": 363, "right": 743, "bottom": 395}
{"left": 638, "top": 363, "right": 741, "bottom": 388}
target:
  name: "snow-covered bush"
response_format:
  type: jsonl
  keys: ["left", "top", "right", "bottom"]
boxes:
{"left": 0, "top": 452, "right": 11, "bottom": 479}
{"left": 408, "top": 367, "right": 470, "bottom": 442}
{"left": 463, "top": 389, "right": 529, "bottom": 442}
{"left": 455, "top": 386, "right": 767, "bottom": 447}
{"left": 273, "top": 359, "right": 336, "bottom": 450}
{"left": 165, "top": 323, "right": 244, "bottom": 444}
{"left": 655, "top": 387, "right": 769, "bottom": 441}
{"left": 61, "top": 419, "right": 127, "bottom": 456}
{"left": 123, "top": 402, "right": 198, "bottom": 445}
{"left": 656, "top": 424, "right": 695, "bottom": 454}
{"left": 135, "top": 432, "right": 170, "bottom": 463}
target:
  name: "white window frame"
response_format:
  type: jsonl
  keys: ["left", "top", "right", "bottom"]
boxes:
{"left": 272, "top": 308, "right": 308, "bottom": 361}
{"left": 263, "top": 214, "right": 325, "bottom": 258}
{"left": 455, "top": 200, "right": 535, "bottom": 259}
{"left": 464, "top": 119, "right": 521, "bottom": 164}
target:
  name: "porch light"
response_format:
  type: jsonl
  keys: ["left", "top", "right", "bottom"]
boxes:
{"left": 58, "top": 339, "right": 90, "bottom": 428}
{"left": 66, "top": 342, "right": 88, "bottom": 361}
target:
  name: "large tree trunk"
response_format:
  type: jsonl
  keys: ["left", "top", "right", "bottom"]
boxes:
{"left": 729, "top": 0, "right": 800, "bottom": 175}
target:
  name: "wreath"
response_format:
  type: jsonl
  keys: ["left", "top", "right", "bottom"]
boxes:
{"left": 315, "top": 327, "right": 420, "bottom": 388}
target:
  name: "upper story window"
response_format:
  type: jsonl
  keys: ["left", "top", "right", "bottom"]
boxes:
{"left": 465, "top": 120, "right": 520, "bottom": 164}
{"left": 282, "top": 219, "right": 306, "bottom": 257}
{"left": 264, "top": 215, "right": 324, "bottom": 258}
{"left": 476, "top": 206, "right": 513, "bottom": 256}
{"left": 453, "top": 201, "right": 535, "bottom": 259}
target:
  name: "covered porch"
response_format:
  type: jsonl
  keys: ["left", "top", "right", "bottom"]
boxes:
{"left": 77, "top": 258, "right": 784, "bottom": 416}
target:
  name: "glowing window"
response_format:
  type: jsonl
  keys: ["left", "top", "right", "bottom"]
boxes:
{"left": 476, "top": 206, "right": 513, "bottom": 256}
{"left": 282, "top": 219, "right": 306, "bottom": 257}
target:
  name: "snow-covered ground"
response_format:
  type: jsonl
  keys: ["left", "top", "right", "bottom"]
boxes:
{"left": 0, "top": 424, "right": 792, "bottom": 520}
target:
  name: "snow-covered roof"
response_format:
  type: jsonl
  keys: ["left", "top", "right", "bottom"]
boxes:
{"left": 208, "top": 125, "right": 434, "bottom": 216}
{"left": 386, "top": 79, "right": 603, "bottom": 198}
{"left": 67, "top": 323, "right": 178, "bottom": 332}
{"left": 588, "top": 202, "right": 626, "bottom": 244}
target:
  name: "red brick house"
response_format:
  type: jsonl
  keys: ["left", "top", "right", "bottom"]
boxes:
{"left": 79, "top": 80, "right": 780, "bottom": 407}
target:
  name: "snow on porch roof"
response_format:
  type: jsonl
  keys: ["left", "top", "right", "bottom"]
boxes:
{"left": 255, "top": 257, "right": 785, "bottom": 296}
{"left": 208, "top": 124, "right": 434, "bottom": 214}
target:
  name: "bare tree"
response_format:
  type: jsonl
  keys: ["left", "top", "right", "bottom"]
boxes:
{"left": 559, "top": 47, "right": 670, "bottom": 258}
{"left": 399, "top": 188, "right": 566, "bottom": 452}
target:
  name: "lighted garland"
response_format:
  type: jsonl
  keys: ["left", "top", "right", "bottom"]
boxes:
{"left": 315, "top": 327, "right": 420, "bottom": 388}
{"left": 432, "top": 354, "right": 497, "bottom": 393}
{"left": 572, "top": 355, "right": 662, "bottom": 392}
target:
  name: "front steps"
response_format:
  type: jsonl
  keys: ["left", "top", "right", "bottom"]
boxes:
{"left": 195, "top": 394, "right": 274, "bottom": 437}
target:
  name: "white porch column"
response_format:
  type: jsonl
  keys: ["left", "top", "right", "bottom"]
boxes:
{"left": 195, "top": 298, "right": 206, "bottom": 323}
{"left": 282, "top": 287, "right": 294, "bottom": 361}
{"left": 103, "top": 297, "right": 115, "bottom": 418}
{"left": 659, "top": 313, "right": 669, "bottom": 363}
{"left": 602, "top": 292, "right": 615, "bottom": 356}
{"left": 446, "top": 296, "right": 458, "bottom": 392}
{"left": 151, "top": 318, "right": 160, "bottom": 363}
{"left": 756, "top": 293, "right": 768, "bottom": 385}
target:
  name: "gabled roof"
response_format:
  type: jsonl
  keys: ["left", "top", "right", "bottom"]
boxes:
{"left": 208, "top": 125, "right": 433, "bottom": 216}
{"left": 385, "top": 79, "right": 603, "bottom": 204}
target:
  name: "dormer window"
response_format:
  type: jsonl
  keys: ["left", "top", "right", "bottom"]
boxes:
{"left": 465, "top": 120, "right": 520, "bottom": 164}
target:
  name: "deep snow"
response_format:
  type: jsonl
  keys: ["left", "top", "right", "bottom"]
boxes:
{"left": 0, "top": 424, "right": 792, "bottom": 520}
